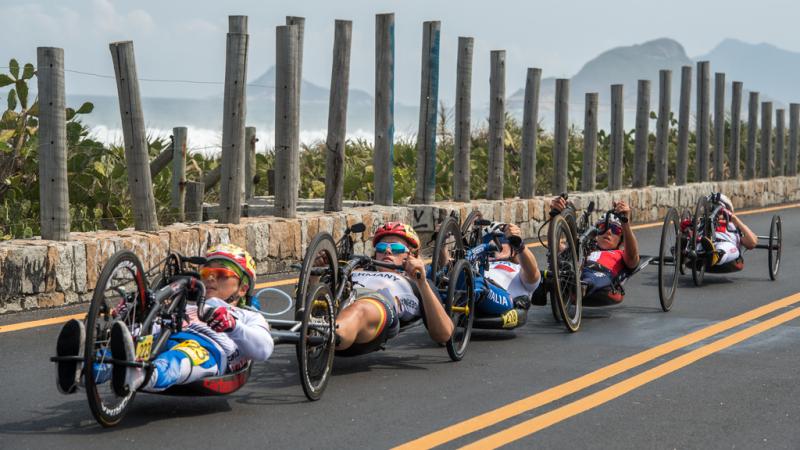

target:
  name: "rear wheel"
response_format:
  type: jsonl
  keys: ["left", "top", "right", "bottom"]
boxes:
{"left": 548, "top": 215, "right": 582, "bottom": 332}
{"left": 658, "top": 208, "right": 680, "bottom": 311}
{"left": 445, "top": 259, "right": 475, "bottom": 361}
{"left": 296, "top": 233, "right": 338, "bottom": 319}
{"left": 85, "top": 250, "right": 148, "bottom": 427}
{"left": 297, "top": 283, "right": 335, "bottom": 401}
{"left": 768, "top": 215, "right": 782, "bottom": 280}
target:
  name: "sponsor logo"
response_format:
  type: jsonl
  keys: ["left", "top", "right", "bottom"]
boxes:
{"left": 501, "top": 309, "right": 519, "bottom": 328}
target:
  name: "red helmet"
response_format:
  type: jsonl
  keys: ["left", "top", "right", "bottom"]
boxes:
{"left": 372, "top": 222, "right": 420, "bottom": 250}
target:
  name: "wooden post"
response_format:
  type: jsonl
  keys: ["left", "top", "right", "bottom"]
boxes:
{"left": 729, "top": 81, "right": 743, "bottom": 180}
{"left": 520, "top": 68, "right": 542, "bottom": 198}
{"left": 185, "top": 181, "right": 205, "bottom": 222}
{"left": 609, "top": 84, "right": 624, "bottom": 191}
{"left": 324, "top": 20, "right": 352, "bottom": 212}
{"left": 633, "top": 79, "right": 650, "bottom": 187}
{"left": 760, "top": 102, "right": 772, "bottom": 178}
{"left": 149, "top": 145, "right": 173, "bottom": 177}
{"left": 676, "top": 65, "right": 692, "bottom": 185}
{"left": 553, "top": 79, "right": 569, "bottom": 194}
{"left": 746, "top": 92, "right": 759, "bottom": 180}
{"left": 654, "top": 70, "right": 671, "bottom": 187}
{"left": 274, "top": 25, "right": 299, "bottom": 218}
{"left": 374, "top": 13, "right": 395, "bottom": 205}
{"left": 713, "top": 72, "right": 725, "bottom": 181}
{"left": 775, "top": 109, "right": 785, "bottom": 176}
{"left": 789, "top": 103, "right": 799, "bottom": 177}
{"left": 171, "top": 127, "right": 187, "bottom": 221}
{"left": 487, "top": 50, "right": 506, "bottom": 200}
{"left": 37, "top": 47, "right": 70, "bottom": 240}
{"left": 109, "top": 41, "right": 158, "bottom": 231}
{"left": 245, "top": 126, "right": 257, "bottom": 201}
{"left": 201, "top": 166, "right": 221, "bottom": 190}
{"left": 453, "top": 37, "right": 473, "bottom": 202}
{"left": 581, "top": 92, "right": 598, "bottom": 191}
{"left": 696, "top": 61, "right": 710, "bottom": 182}
{"left": 218, "top": 16, "right": 248, "bottom": 224}
{"left": 414, "top": 21, "right": 441, "bottom": 204}
{"left": 286, "top": 16, "right": 305, "bottom": 100}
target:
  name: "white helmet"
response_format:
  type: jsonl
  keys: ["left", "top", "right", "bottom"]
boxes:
{"left": 483, "top": 221, "right": 505, "bottom": 237}
{"left": 718, "top": 193, "right": 733, "bottom": 212}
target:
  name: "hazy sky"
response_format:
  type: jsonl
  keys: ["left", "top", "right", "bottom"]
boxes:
{"left": 4, "top": 0, "right": 800, "bottom": 105}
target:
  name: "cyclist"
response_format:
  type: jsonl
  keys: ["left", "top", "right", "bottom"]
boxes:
{"left": 334, "top": 222, "right": 454, "bottom": 355}
{"left": 548, "top": 196, "right": 640, "bottom": 304}
{"left": 55, "top": 244, "right": 274, "bottom": 395}
{"left": 688, "top": 193, "right": 757, "bottom": 268}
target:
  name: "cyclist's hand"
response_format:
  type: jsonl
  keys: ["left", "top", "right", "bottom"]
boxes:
{"left": 550, "top": 196, "right": 567, "bottom": 213}
{"left": 613, "top": 200, "right": 631, "bottom": 221}
{"left": 404, "top": 254, "right": 426, "bottom": 282}
{"left": 206, "top": 306, "right": 237, "bottom": 332}
{"left": 505, "top": 223, "right": 522, "bottom": 238}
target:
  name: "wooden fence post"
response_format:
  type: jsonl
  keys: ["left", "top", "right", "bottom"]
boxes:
{"left": 245, "top": 126, "right": 256, "bottom": 201}
{"left": 760, "top": 102, "right": 772, "bottom": 178}
{"left": 172, "top": 127, "right": 187, "bottom": 221}
{"left": 453, "top": 37, "right": 473, "bottom": 202}
{"left": 696, "top": 61, "right": 710, "bottom": 182}
{"left": 487, "top": 50, "right": 506, "bottom": 200}
{"left": 676, "top": 65, "right": 692, "bottom": 185}
{"left": 581, "top": 92, "right": 598, "bottom": 191}
{"left": 633, "top": 79, "right": 650, "bottom": 188}
{"left": 374, "top": 13, "right": 395, "bottom": 206}
{"left": 729, "top": 81, "right": 742, "bottom": 180}
{"left": 274, "top": 24, "right": 299, "bottom": 218}
{"left": 775, "top": 109, "right": 785, "bottom": 176}
{"left": 520, "top": 68, "right": 542, "bottom": 198}
{"left": 609, "top": 84, "right": 624, "bottom": 190}
{"left": 654, "top": 70, "right": 671, "bottom": 187}
{"left": 553, "top": 79, "right": 569, "bottom": 194}
{"left": 414, "top": 21, "right": 441, "bottom": 204}
{"left": 713, "top": 72, "right": 725, "bottom": 181}
{"left": 109, "top": 41, "right": 158, "bottom": 231}
{"left": 185, "top": 181, "right": 205, "bottom": 222}
{"left": 286, "top": 16, "right": 305, "bottom": 100}
{"left": 789, "top": 103, "right": 799, "bottom": 177}
{"left": 746, "top": 92, "right": 759, "bottom": 179}
{"left": 37, "top": 47, "right": 69, "bottom": 240}
{"left": 324, "top": 20, "right": 352, "bottom": 212}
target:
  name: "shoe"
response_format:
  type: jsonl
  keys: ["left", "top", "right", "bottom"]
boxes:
{"left": 55, "top": 319, "right": 85, "bottom": 394}
{"left": 109, "top": 321, "right": 144, "bottom": 396}
{"left": 513, "top": 295, "right": 531, "bottom": 310}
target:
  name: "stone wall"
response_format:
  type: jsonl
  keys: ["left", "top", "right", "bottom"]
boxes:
{"left": 1, "top": 177, "right": 798, "bottom": 314}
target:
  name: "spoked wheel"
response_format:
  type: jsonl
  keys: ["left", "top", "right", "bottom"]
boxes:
{"left": 431, "top": 216, "right": 465, "bottom": 290}
{"left": 658, "top": 208, "right": 680, "bottom": 311}
{"left": 548, "top": 215, "right": 582, "bottom": 332}
{"left": 461, "top": 210, "right": 484, "bottom": 248}
{"left": 84, "top": 250, "right": 149, "bottom": 427}
{"left": 297, "top": 283, "right": 335, "bottom": 401}
{"left": 444, "top": 259, "right": 475, "bottom": 361}
{"left": 768, "top": 215, "right": 782, "bottom": 280}
{"left": 296, "top": 233, "right": 338, "bottom": 319}
{"left": 691, "top": 198, "right": 709, "bottom": 287}
{"left": 678, "top": 208, "right": 692, "bottom": 275}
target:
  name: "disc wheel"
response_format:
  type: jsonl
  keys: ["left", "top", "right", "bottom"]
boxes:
{"left": 296, "top": 233, "right": 338, "bottom": 320}
{"left": 548, "top": 215, "right": 582, "bottom": 332}
{"left": 84, "top": 250, "right": 149, "bottom": 427}
{"left": 297, "top": 283, "right": 336, "bottom": 401}
{"left": 461, "top": 210, "right": 484, "bottom": 248}
{"left": 691, "top": 198, "right": 709, "bottom": 287}
{"left": 658, "top": 208, "right": 680, "bottom": 311}
{"left": 768, "top": 215, "right": 782, "bottom": 280}
{"left": 431, "top": 216, "right": 465, "bottom": 290}
{"left": 444, "top": 259, "right": 475, "bottom": 361}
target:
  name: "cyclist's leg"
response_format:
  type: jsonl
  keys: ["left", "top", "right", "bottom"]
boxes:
{"left": 475, "top": 277, "right": 514, "bottom": 315}
{"left": 335, "top": 293, "right": 399, "bottom": 353}
{"left": 715, "top": 241, "right": 740, "bottom": 266}
{"left": 143, "top": 334, "right": 223, "bottom": 392}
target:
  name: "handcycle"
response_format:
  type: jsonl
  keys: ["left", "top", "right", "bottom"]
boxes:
{"left": 679, "top": 193, "right": 782, "bottom": 286}
{"left": 295, "top": 221, "right": 475, "bottom": 365}
{"left": 541, "top": 193, "right": 682, "bottom": 332}
{"left": 50, "top": 249, "right": 332, "bottom": 427}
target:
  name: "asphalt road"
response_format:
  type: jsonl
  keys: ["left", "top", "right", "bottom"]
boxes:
{"left": 1, "top": 205, "right": 798, "bottom": 449}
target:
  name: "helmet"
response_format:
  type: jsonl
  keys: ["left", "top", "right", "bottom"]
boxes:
{"left": 206, "top": 243, "right": 256, "bottom": 291}
{"left": 595, "top": 212, "right": 622, "bottom": 228}
{"left": 483, "top": 221, "right": 505, "bottom": 237}
{"left": 372, "top": 222, "right": 420, "bottom": 250}
{"left": 482, "top": 221, "right": 509, "bottom": 245}
{"left": 717, "top": 193, "right": 733, "bottom": 212}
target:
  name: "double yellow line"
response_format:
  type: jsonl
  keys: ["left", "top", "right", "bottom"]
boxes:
{"left": 395, "top": 292, "right": 800, "bottom": 449}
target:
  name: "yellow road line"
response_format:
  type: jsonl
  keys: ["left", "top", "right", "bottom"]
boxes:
{"left": 393, "top": 292, "right": 800, "bottom": 450}
{"left": 0, "top": 313, "right": 85, "bottom": 334}
{"left": 463, "top": 305, "right": 800, "bottom": 449}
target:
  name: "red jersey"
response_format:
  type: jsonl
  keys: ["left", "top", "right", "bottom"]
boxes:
{"left": 586, "top": 249, "right": 627, "bottom": 277}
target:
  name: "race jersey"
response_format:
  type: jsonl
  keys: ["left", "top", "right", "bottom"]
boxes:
{"left": 586, "top": 249, "right": 627, "bottom": 278}
{"left": 714, "top": 220, "right": 741, "bottom": 247}
{"left": 485, "top": 261, "right": 540, "bottom": 299}
{"left": 350, "top": 270, "right": 421, "bottom": 322}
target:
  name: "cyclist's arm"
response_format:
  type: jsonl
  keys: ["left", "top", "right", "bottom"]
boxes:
{"left": 229, "top": 310, "right": 274, "bottom": 362}
{"left": 406, "top": 255, "right": 453, "bottom": 343}
{"left": 506, "top": 223, "right": 540, "bottom": 285}
{"left": 621, "top": 222, "right": 640, "bottom": 269}
{"left": 730, "top": 214, "right": 757, "bottom": 249}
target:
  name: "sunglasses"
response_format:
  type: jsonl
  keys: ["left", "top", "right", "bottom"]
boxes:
{"left": 199, "top": 267, "right": 241, "bottom": 281}
{"left": 374, "top": 242, "right": 410, "bottom": 255}
{"left": 596, "top": 223, "right": 623, "bottom": 236}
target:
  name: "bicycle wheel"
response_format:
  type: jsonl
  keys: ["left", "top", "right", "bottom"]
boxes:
{"left": 691, "top": 198, "right": 709, "bottom": 287}
{"left": 431, "top": 216, "right": 465, "bottom": 290}
{"left": 658, "top": 208, "right": 680, "bottom": 311}
{"left": 296, "top": 233, "right": 338, "bottom": 320}
{"left": 84, "top": 250, "right": 148, "bottom": 427}
{"left": 445, "top": 259, "right": 475, "bottom": 361}
{"left": 461, "top": 210, "right": 484, "bottom": 248}
{"left": 768, "top": 215, "right": 782, "bottom": 281}
{"left": 548, "top": 215, "right": 582, "bottom": 332}
{"left": 297, "top": 282, "right": 336, "bottom": 401}
{"left": 678, "top": 208, "right": 692, "bottom": 275}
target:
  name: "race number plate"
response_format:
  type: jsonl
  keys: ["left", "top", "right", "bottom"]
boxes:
{"left": 135, "top": 335, "right": 154, "bottom": 360}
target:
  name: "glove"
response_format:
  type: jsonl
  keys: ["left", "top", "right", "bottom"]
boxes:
{"left": 206, "top": 306, "right": 237, "bottom": 332}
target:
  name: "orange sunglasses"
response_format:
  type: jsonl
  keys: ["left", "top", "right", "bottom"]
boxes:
{"left": 199, "top": 267, "right": 241, "bottom": 281}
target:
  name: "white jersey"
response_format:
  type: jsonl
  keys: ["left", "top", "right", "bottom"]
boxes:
{"left": 485, "top": 261, "right": 540, "bottom": 299}
{"left": 714, "top": 222, "right": 741, "bottom": 247}
{"left": 350, "top": 270, "right": 421, "bottom": 322}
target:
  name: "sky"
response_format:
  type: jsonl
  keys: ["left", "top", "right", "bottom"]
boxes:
{"left": 5, "top": 0, "right": 800, "bottom": 107}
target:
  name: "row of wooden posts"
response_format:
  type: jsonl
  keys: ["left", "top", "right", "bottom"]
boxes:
{"left": 36, "top": 14, "right": 800, "bottom": 241}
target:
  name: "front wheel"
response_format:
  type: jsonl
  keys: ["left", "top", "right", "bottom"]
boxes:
{"left": 431, "top": 216, "right": 465, "bottom": 291}
{"left": 445, "top": 259, "right": 475, "bottom": 361}
{"left": 296, "top": 283, "right": 335, "bottom": 401}
{"left": 768, "top": 215, "right": 782, "bottom": 280}
{"left": 296, "top": 233, "right": 338, "bottom": 320}
{"left": 658, "top": 208, "right": 680, "bottom": 311}
{"left": 548, "top": 215, "right": 582, "bottom": 332}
